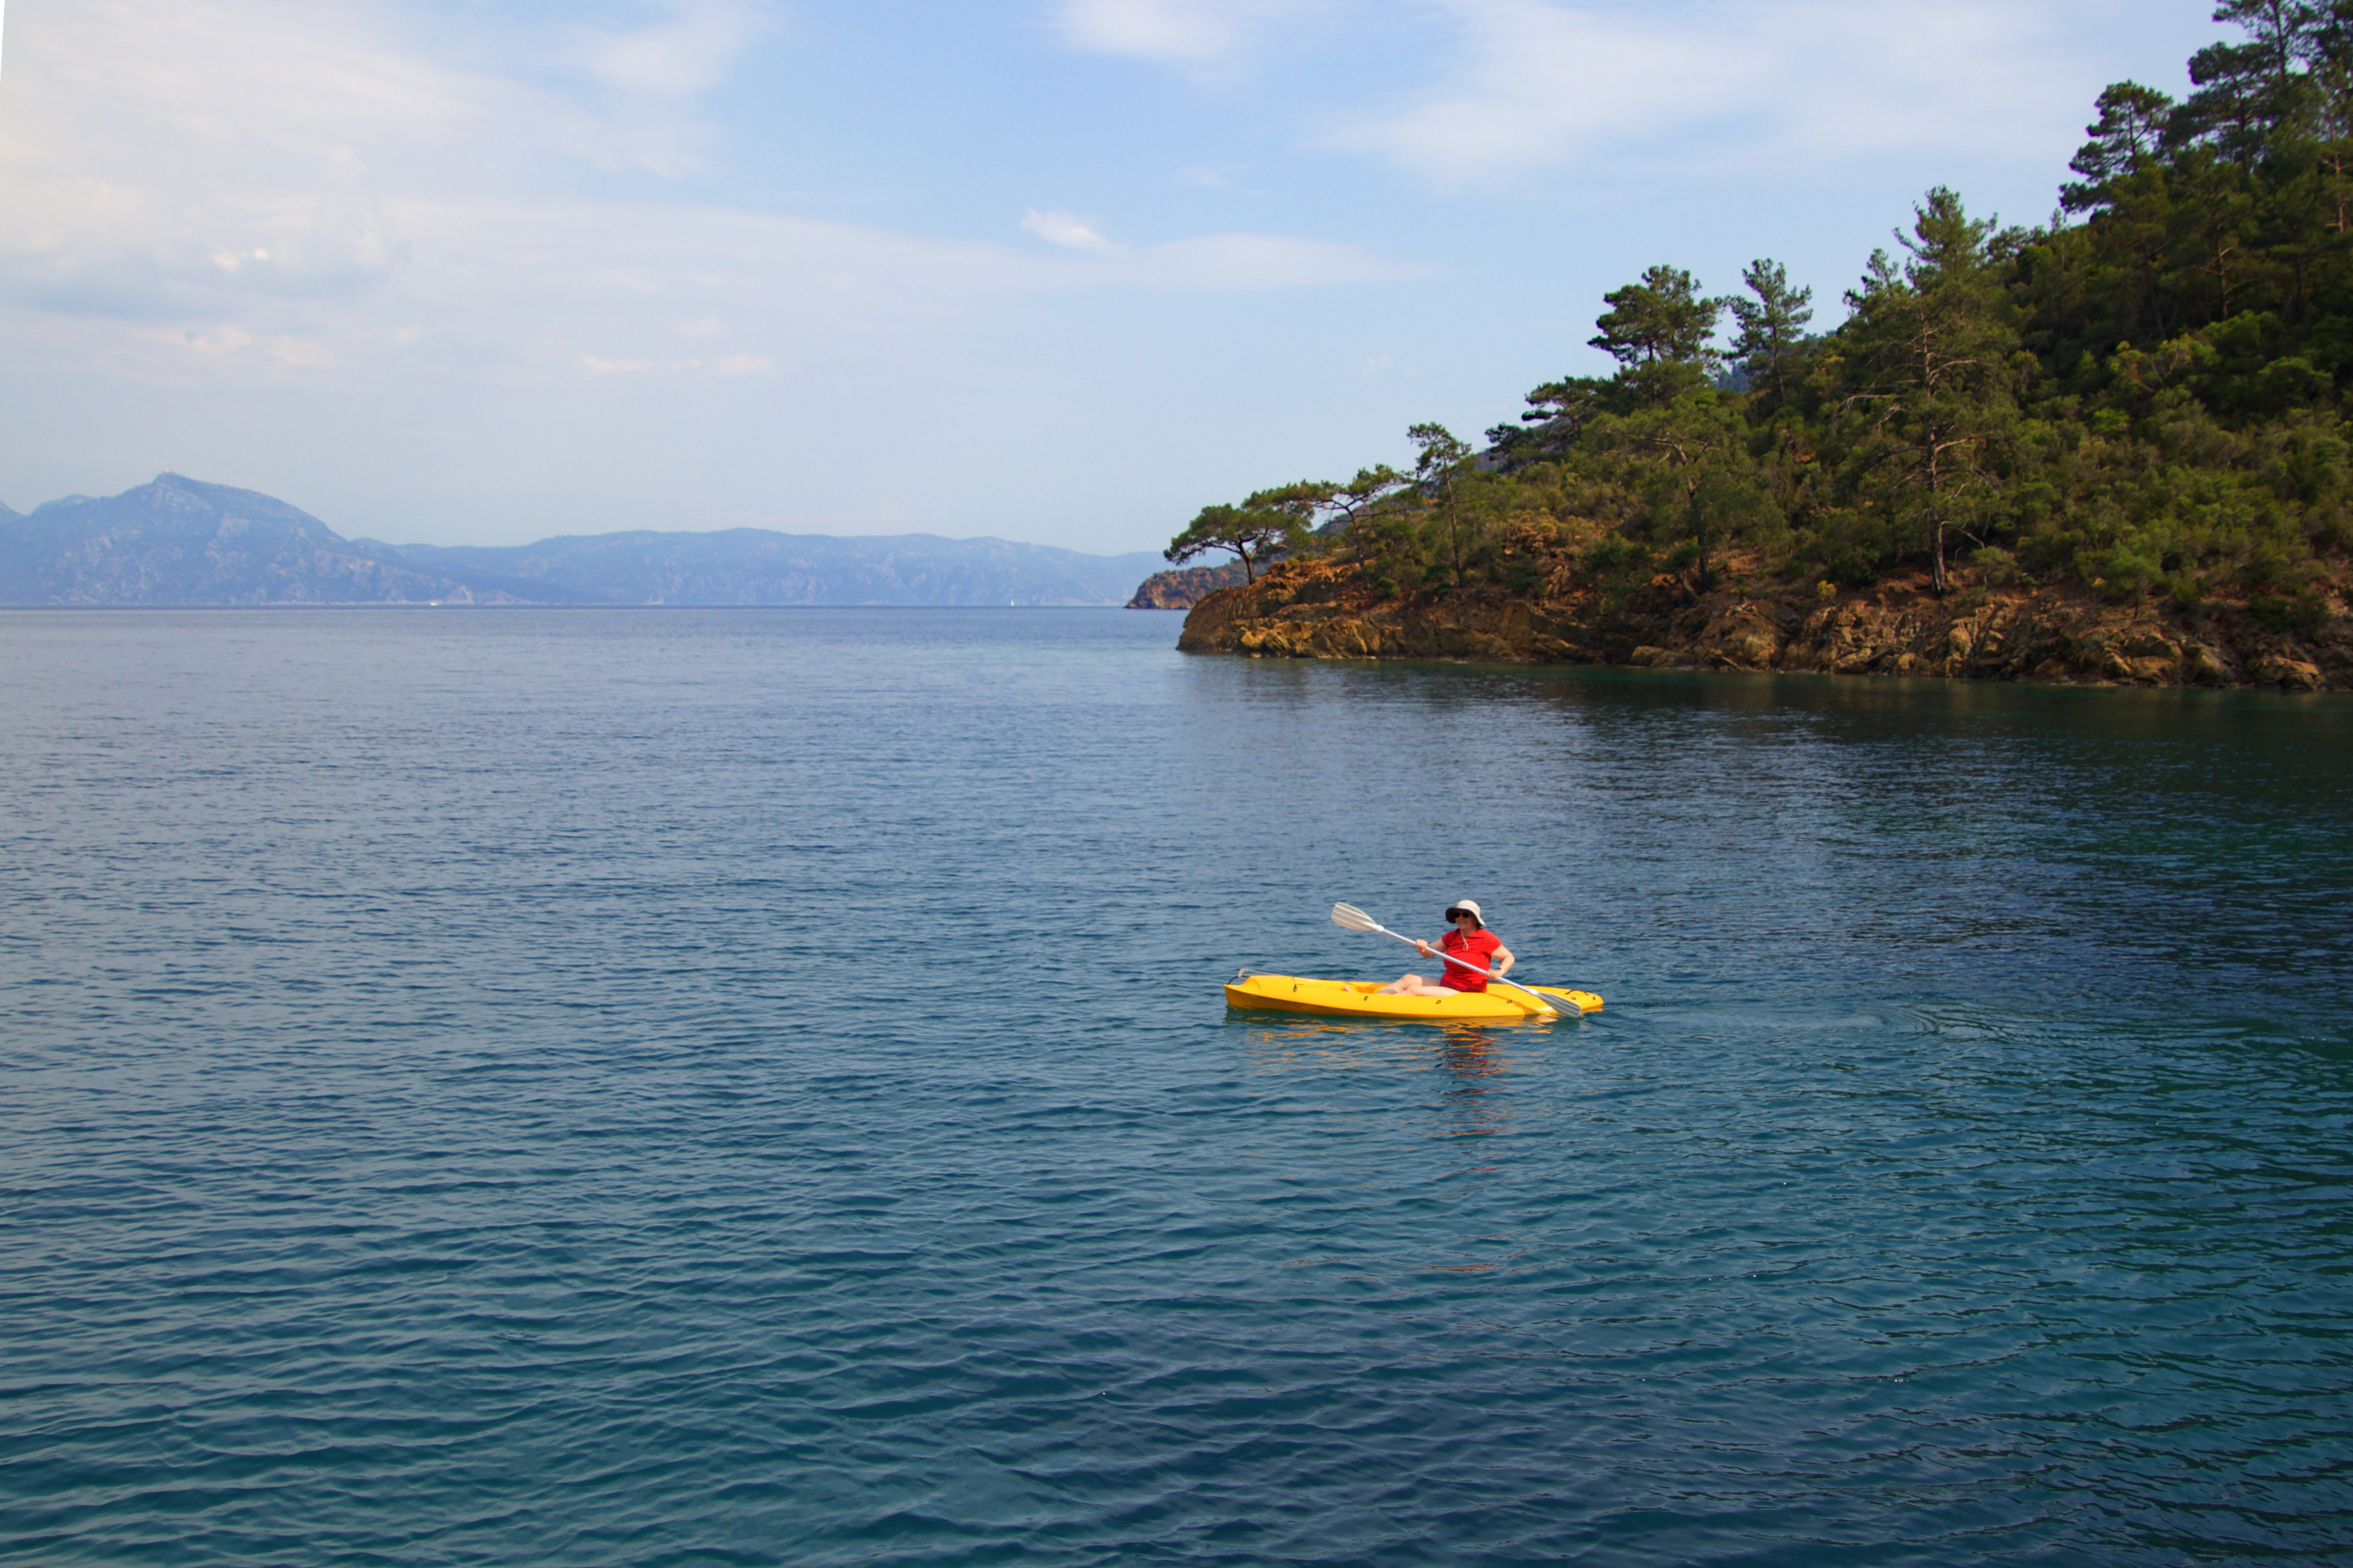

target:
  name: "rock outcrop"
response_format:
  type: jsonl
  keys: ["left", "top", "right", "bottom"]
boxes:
{"left": 1177, "top": 541, "right": 2350, "bottom": 690}
{"left": 1128, "top": 560, "right": 1249, "bottom": 608}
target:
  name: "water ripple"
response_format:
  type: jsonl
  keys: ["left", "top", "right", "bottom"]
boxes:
{"left": 2, "top": 610, "right": 2349, "bottom": 1564}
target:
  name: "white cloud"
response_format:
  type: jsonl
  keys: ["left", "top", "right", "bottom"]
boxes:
{"left": 265, "top": 336, "right": 334, "bottom": 368}
{"left": 1129, "top": 232, "right": 1423, "bottom": 288}
{"left": 578, "top": 351, "right": 772, "bottom": 376}
{"left": 1052, "top": 0, "right": 1317, "bottom": 65}
{"left": 1022, "top": 208, "right": 1125, "bottom": 254}
{"left": 0, "top": 1, "right": 495, "bottom": 323}
{"left": 0, "top": 0, "right": 1404, "bottom": 371}
{"left": 0, "top": 0, "right": 1441, "bottom": 548}
{"left": 1325, "top": 0, "right": 2138, "bottom": 184}
{"left": 178, "top": 326, "right": 257, "bottom": 355}
{"left": 568, "top": 2, "right": 771, "bottom": 98}
{"left": 1018, "top": 211, "right": 1418, "bottom": 286}
{"left": 1055, "top": 0, "right": 1241, "bottom": 63}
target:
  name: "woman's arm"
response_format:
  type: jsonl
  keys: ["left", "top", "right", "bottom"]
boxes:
{"left": 1491, "top": 942, "right": 1514, "bottom": 977}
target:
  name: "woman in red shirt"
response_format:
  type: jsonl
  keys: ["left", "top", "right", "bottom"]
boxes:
{"left": 1375, "top": 900, "right": 1514, "bottom": 997}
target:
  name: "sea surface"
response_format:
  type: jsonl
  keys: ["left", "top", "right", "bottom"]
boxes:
{"left": 3, "top": 607, "right": 2350, "bottom": 1567}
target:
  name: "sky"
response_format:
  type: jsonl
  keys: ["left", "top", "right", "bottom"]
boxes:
{"left": 0, "top": 0, "right": 2229, "bottom": 552}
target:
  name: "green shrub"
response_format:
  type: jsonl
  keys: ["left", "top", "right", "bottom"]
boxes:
{"left": 1581, "top": 533, "right": 1651, "bottom": 579}
{"left": 2250, "top": 590, "right": 2330, "bottom": 635}
{"left": 1972, "top": 545, "right": 2021, "bottom": 585}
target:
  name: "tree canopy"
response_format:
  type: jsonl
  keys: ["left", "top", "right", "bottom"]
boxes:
{"left": 1164, "top": 498, "right": 1307, "bottom": 583}
{"left": 1168, "top": 2, "right": 2353, "bottom": 633}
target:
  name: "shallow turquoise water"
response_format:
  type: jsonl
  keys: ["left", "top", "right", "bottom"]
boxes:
{"left": 2, "top": 607, "right": 2349, "bottom": 1565}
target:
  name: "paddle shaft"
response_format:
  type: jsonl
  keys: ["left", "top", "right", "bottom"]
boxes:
{"left": 1367, "top": 923, "right": 1560, "bottom": 1015}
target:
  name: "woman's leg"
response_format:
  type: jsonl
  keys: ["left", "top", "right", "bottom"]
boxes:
{"left": 1377, "top": 973, "right": 1454, "bottom": 996}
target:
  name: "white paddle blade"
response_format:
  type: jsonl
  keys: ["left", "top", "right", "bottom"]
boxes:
{"left": 1330, "top": 902, "right": 1383, "bottom": 933}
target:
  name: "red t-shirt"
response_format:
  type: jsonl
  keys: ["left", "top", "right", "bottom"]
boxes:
{"left": 1438, "top": 928, "right": 1503, "bottom": 990}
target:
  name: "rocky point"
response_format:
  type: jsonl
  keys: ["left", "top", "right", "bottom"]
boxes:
{"left": 1176, "top": 534, "right": 2347, "bottom": 690}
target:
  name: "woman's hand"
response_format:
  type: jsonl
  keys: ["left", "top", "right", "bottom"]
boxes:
{"left": 1415, "top": 939, "right": 1435, "bottom": 958}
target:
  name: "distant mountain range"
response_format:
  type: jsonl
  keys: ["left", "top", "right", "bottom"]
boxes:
{"left": 0, "top": 475, "right": 1170, "bottom": 607}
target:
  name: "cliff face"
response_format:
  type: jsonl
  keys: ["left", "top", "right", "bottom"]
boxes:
{"left": 1178, "top": 547, "right": 2350, "bottom": 690}
{"left": 1128, "top": 560, "right": 1249, "bottom": 608}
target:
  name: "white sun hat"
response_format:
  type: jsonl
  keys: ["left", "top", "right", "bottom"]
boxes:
{"left": 1444, "top": 899, "right": 1484, "bottom": 926}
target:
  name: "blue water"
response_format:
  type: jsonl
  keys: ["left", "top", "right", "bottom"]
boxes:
{"left": 3, "top": 608, "right": 2350, "bottom": 1566}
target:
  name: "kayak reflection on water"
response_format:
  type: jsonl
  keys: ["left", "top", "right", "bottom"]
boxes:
{"left": 1437, "top": 1024, "right": 1505, "bottom": 1072}
{"left": 1437, "top": 1026, "right": 1512, "bottom": 1149}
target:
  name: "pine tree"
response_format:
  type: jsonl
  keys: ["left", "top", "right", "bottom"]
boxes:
{"left": 1407, "top": 423, "right": 1482, "bottom": 589}
{"left": 1589, "top": 266, "right": 1724, "bottom": 406}
{"left": 1726, "top": 259, "right": 1815, "bottom": 405}
{"left": 2062, "top": 82, "right": 2178, "bottom": 212}
{"left": 1164, "top": 499, "right": 1307, "bottom": 583}
{"left": 1591, "top": 394, "right": 1777, "bottom": 596}
{"left": 2182, "top": 1, "right": 2326, "bottom": 158}
{"left": 1837, "top": 189, "right": 2024, "bottom": 595}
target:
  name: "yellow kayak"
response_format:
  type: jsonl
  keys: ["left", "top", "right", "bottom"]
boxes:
{"left": 1224, "top": 973, "right": 1602, "bottom": 1020}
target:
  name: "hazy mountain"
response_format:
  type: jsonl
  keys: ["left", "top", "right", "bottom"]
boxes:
{"left": 0, "top": 475, "right": 546, "bottom": 606}
{"left": 0, "top": 475, "right": 1165, "bottom": 606}
{"left": 387, "top": 532, "right": 1166, "bottom": 607}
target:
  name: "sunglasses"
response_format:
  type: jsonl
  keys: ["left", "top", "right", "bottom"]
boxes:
{"left": 1448, "top": 910, "right": 1477, "bottom": 921}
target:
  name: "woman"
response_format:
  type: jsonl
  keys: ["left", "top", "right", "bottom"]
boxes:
{"left": 1375, "top": 900, "right": 1514, "bottom": 997}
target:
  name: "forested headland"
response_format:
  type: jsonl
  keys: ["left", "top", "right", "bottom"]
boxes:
{"left": 1166, "top": 4, "right": 2353, "bottom": 689}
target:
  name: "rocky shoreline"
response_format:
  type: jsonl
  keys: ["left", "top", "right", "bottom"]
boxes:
{"left": 1175, "top": 544, "right": 2348, "bottom": 691}
{"left": 1127, "top": 559, "right": 1249, "bottom": 609}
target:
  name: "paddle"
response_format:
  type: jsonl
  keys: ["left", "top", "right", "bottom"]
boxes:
{"left": 1329, "top": 902, "right": 1566, "bottom": 1016}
